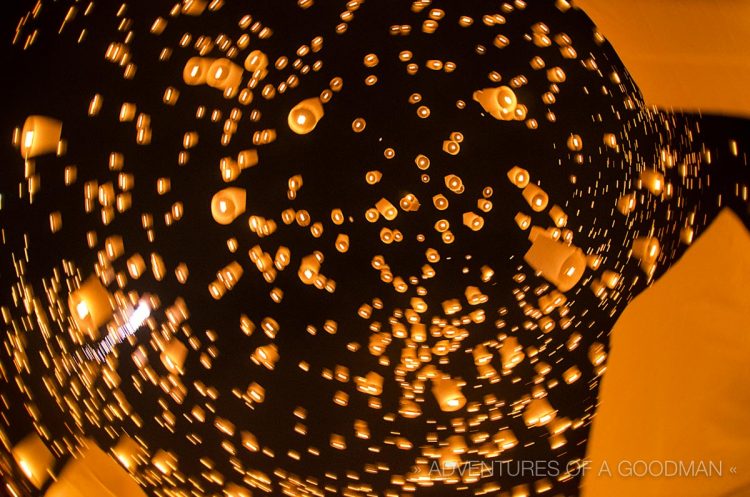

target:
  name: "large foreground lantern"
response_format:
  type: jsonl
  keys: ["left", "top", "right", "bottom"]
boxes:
{"left": 12, "top": 433, "right": 54, "bottom": 489}
{"left": 45, "top": 440, "right": 147, "bottom": 497}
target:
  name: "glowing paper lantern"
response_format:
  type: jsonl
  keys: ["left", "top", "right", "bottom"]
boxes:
{"left": 288, "top": 97, "right": 325, "bottom": 135}
{"left": 244, "top": 50, "right": 269, "bottom": 75}
{"left": 211, "top": 188, "right": 246, "bottom": 225}
{"left": 548, "top": 205, "right": 568, "bottom": 227}
{"left": 524, "top": 234, "right": 586, "bottom": 292}
{"left": 473, "top": 86, "right": 517, "bottom": 119}
{"left": 462, "top": 212, "right": 485, "bottom": 231}
{"left": 206, "top": 58, "right": 244, "bottom": 91}
{"left": 68, "top": 275, "right": 113, "bottom": 339}
{"left": 160, "top": 338, "right": 188, "bottom": 374}
{"left": 112, "top": 434, "right": 141, "bottom": 470}
{"left": 507, "top": 166, "right": 530, "bottom": 188}
{"left": 431, "top": 376, "right": 466, "bottom": 412}
{"left": 20, "top": 115, "right": 62, "bottom": 158}
{"left": 298, "top": 254, "right": 321, "bottom": 284}
{"left": 640, "top": 169, "right": 665, "bottom": 195}
{"left": 523, "top": 398, "right": 557, "bottom": 427}
{"left": 182, "top": 0, "right": 207, "bottom": 15}
{"left": 375, "top": 198, "right": 398, "bottom": 220}
{"left": 522, "top": 183, "right": 549, "bottom": 212}
{"left": 182, "top": 57, "right": 214, "bottom": 85}
{"left": 472, "top": 345, "right": 493, "bottom": 365}
{"left": 631, "top": 236, "right": 661, "bottom": 265}
{"left": 12, "top": 433, "right": 54, "bottom": 489}
{"left": 44, "top": 440, "right": 147, "bottom": 497}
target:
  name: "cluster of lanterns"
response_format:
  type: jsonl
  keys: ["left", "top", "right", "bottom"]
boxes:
{"left": 1, "top": 1, "right": 746, "bottom": 497}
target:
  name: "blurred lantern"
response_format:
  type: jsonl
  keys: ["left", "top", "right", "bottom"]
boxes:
{"left": 112, "top": 434, "right": 141, "bottom": 470}
{"left": 494, "top": 429, "right": 518, "bottom": 450}
{"left": 501, "top": 336, "right": 524, "bottom": 370}
{"left": 20, "top": 115, "right": 62, "bottom": 158}
{"left": 244, "top": 50, "right": 269, "bottom": 75}
{"left": 355, "top": 371, "right": 384, "bottom": 396}
{"left": 617, "top": 192, "right": 637, "bottom": 215}
{"left": 566, "top": 134, "right": 583, "bottom": 151}
{"left": 640, "top": 169, "right": 665, "bottom": 195}
{"left": 45, "top": 440, "right": 147, "bottom": 497}
{"left": 225, "top": 483, "right": 252, "bottom": 497}
{"left": 251, "top": 344, "right": 279, "bottom": 370}
{"left": 524, "top": 234, "right": 586, "bottom": 291}
{"left": 206, "top": 58, "right": 244, "bottom": 91}
{"left": 472, "top": 344, "right": 493, "bottom": 365}
{"left": 237, "top": 149, "right": 259, "bottom": 169}
{"left": 160, "top": 338, "right": 188, "bottom": 374}
{"left": 211, "top": 187, "right": 246, "bottom": 224}
{"left": 152, "top": 450, "right": 177, "bottom": 476}
{"left": 182, "top": 0, "right": 207, "bottom": 15}
{"left": 523, "top": 397, "right": 557, "bottom": 427}
{"left": 431, "top": 376, "right": 466, "bottom": 412}
{"left": 399, "top": 399, "right": 422, "bottom": 418}
{"left": 182, "top": 57, "right": 213, "bottom": 85}
{"left": 12, "top": 433, "right": 54, "bottom": 489}
{"left": 68, "top": 275, "right": 113, "bottom": 339}
{"left": 631, "top": 236, "right": 661, "bottom": 264}
{"left": 288, "top": 97, "right": 325, "bottom": 134}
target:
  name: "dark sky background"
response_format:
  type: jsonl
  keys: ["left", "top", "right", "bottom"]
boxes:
{"left": 0, "top": 1, "right": 748, "bottom": 497}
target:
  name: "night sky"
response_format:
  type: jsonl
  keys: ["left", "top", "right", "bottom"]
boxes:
{"left": 1, "top": 1, "right": 749, "bottom": 496}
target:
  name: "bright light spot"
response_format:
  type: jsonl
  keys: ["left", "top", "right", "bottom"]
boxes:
{"left": 565, "top": 266, "right": 576, "bottom": 277}
{"left": 76, "top": 301, "right": 89, "bottom": 319}
{"left": 23, "top": 131, "right": 34, "bottom": 149}
{"left": 18, "top": 460, "right": 32, "bottom": 479}
{"left": 219, "top": 200, "right": 228, "bottom": 213}
{"left": 296, "top": 113, "right": 307, "bottom": 125}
